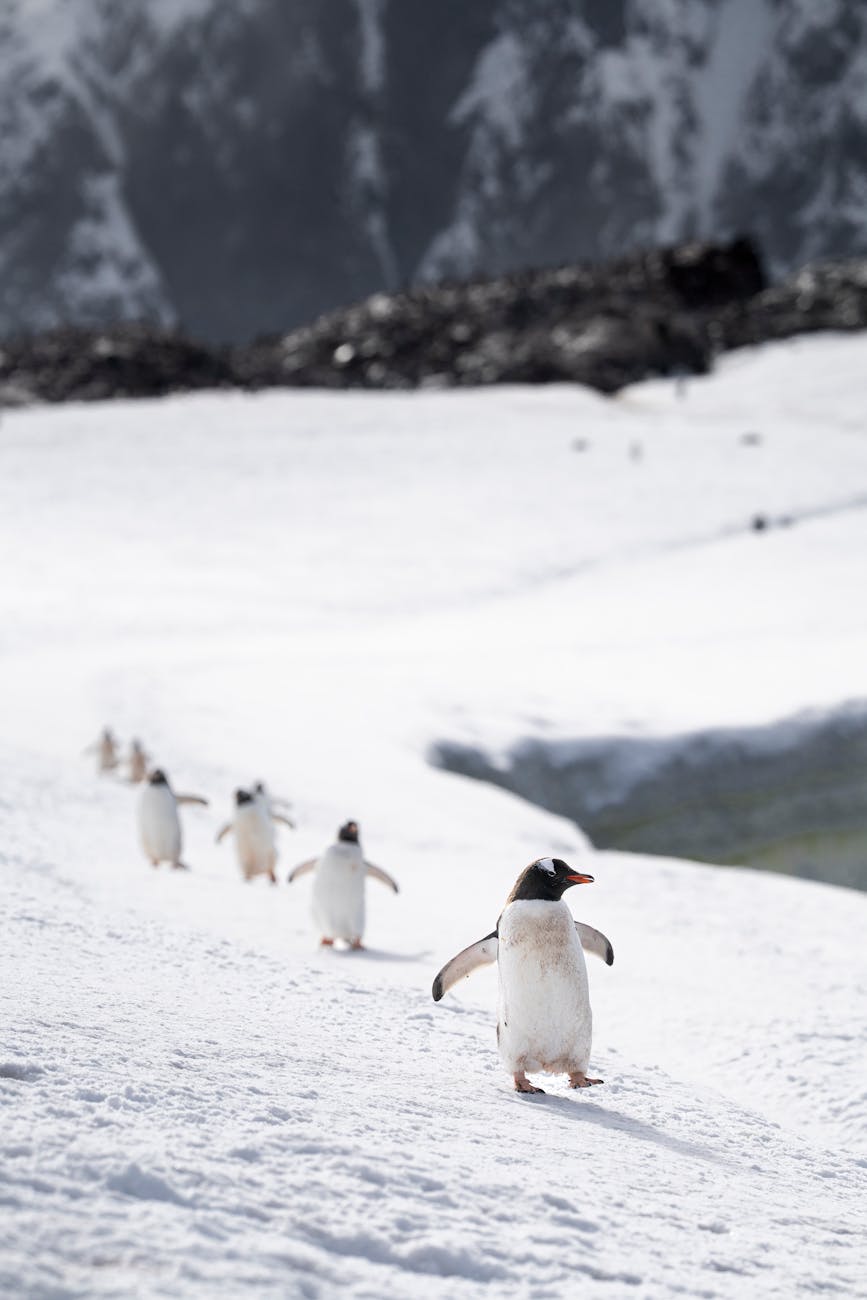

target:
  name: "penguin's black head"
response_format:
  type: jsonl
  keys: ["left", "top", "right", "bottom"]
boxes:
{"left": 149, "top": 769, "right": 168, "bottom": 786}
{"left": 338, "top": 820, "right": 359, "bottom": 844}
{"left": 507, "top": 856, "right": 594, "bottom": 903}
{"left": 235, "top": 788, "right": 253, "bottom": 806}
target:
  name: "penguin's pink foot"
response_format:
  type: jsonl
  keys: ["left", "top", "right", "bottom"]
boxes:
{"left": 268, "top": 870, "right": 277, "bottom": 884}
{"left": 320, "top": 937, "right": 335, "bottom": 947}
{"left": 568, "top": 1071, "right": 603, "bottom": 1088}
{"left": 349, "top": 939, "right": 365, "bottom": 951}
{"left": 172, "top": 861, "right": 190, "bottom": 871}
{"left": 514, "top": 1072, "right": 545, "bottom": 1094}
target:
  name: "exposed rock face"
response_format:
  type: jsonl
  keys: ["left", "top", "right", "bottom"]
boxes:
{"left": 2, "top": 239, "right": 866, "bottom": 406}
{"left": 0, "top": 0, "right": 864, "bottom": 343}
{"left": 431, "top": 703, "right": 867, "bottom": 892}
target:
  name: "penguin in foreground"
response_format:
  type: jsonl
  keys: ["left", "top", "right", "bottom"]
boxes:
{"left": 432, "top": 857, "right": 613, "bottom": 1094}
{"left": 215, "top": 788, "right": 293, "bottom": 883}
{"left": 137, "top": 769, "right": 209, "bottom": 870}
{"left": 287, "top": 820, "right": 398, "bottom": 949}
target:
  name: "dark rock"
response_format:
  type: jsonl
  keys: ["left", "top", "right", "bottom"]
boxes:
{"left": 3, "top": 237, "right": 866, "bottom": 406}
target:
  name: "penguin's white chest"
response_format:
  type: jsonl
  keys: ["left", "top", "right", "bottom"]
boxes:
{"left": 312, "top": 843, "right": 366, "bottom": 941}
{"left": 138, "top": 786, "right": 181, "bottom": 863}
{"left": 497, "top": 900, "right": 592, "bottom": 1076}
{"left": 234, "top": 805, "right": 275, "bottom": 877}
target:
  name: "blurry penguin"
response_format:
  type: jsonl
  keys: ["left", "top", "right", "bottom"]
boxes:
{"left": 137, "top": 769, "right": 209, "bottom": 871}
{"left": 251, "top": 780, "right": 295, "bottom": 828}
{"left": 127, "top": 738, "right": 151, "bottom": 784}
{"left": 215, "top": 787, "right": 289, "bottom": 883}
{"left": 84, "top": 727, "right": 119, "bottom": 774}
{"left": 432, "top": 856, "right": 613, "bottom": 1094}
{"left": 287, "top": 820, "right": 398, "bottom": 949}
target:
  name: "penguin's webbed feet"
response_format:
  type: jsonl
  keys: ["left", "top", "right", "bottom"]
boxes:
{"left": 568, "top": 1071, "right": 603, "bottom": 1089}
{"left": 514, "top": 1072, "right": 545, "bottom": 1095}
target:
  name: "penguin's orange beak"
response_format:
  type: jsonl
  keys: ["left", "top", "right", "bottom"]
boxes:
{"left": 566, "top": 872, "right": 594, "bottom": 884}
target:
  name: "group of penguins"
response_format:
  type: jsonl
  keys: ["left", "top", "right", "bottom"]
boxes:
{"left": 86, "top": 727, "right": 616, "bottom": 1095}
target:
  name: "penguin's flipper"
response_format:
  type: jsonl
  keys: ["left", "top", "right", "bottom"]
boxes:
{"left": 364, "top": 862, "right": 399, "bottom": 893}
{"left": 575, "top": 921, "right": 614, "bottom": 966}
{"left": 215, "top": 822, "right": 232, "bottom": 844}
{"left": 272, "top": 813, "right": 296, "bottom": 830}
{"left": 177, "top": 794, "right": 210, "bottom": 807}
{"left": 432, "top": 932, "right": 498, "bottom": 1002}
{"left": 287, "top": 858, "right": 317, "bottom": 883}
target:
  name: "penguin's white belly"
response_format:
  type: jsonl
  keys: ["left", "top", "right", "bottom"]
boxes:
{"left": 312, "top": 845, "right": 365, "bottom": 941}
{"left": 234, "top": 807, "right": 275, "bottom": 878}
{"left": 497, "top": 900, "right": 592, "bottom": 1076}
{"left": 138, "top": 787, "right": 181, "bottom": 863}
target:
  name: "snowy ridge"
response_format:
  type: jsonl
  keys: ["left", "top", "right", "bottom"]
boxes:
{"left": 3, "top": 332, "right": 867, "bottom": 1295}
{"left": 0, "top": 0, "right": 865, "bottom": 340}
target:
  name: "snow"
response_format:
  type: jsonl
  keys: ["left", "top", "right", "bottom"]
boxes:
{"left": 3, "top": 332, "right": 867, "bottom": 1297}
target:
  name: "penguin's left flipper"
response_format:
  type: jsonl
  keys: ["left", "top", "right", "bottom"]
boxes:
{"left": 215, "top": 822, "right": 232, "bottom": 844}
{"left": 177, "top": 794, "right": 210, "bottom": 807}
{"left": 575, "top": 921, "right": 614, "bottom": 966}
{"left": 365, "top": 862, "right": 398, "bottom": 893}
{"left": 287, "top": 858, "right": 317, "bottom": 883}
{"left": 272, "top": 813, "right": 296, "bottom": 830}
{"left": 432, "top": 933, "right": 498, "bottom": 1002}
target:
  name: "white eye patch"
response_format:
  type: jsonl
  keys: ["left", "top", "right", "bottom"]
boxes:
{"left": 536, "top": 857, "right": 556, "bottom": 875}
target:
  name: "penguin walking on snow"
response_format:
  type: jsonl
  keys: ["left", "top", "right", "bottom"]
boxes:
{"left": 287, "top": 820, "right": 398, "bottom": 949}
{"left": 432, "top": 856, "right": 613, "bottom": 1094}
{"left": 215, "top": 788, "right": 294, "bottom": 883}
{"left": 137, "top": 769, "right": 209, "bottom": 870}
{"left": 84, "top": 727, "right": 119, "bottom": 774}
{"left": 127, "top": 738, "right": 151, "bottom": 784}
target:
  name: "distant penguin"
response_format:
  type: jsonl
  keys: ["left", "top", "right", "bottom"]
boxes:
{"left": 84, "top": 727, "right": 119, "bottom": 774}
{"left": 287, "top": 820, "right": 398, "bottom": 949}
{"left": 137, "top": 769, "right": 209, "bottom": 870}
{"left": 127, "top": 739, "right": 150, "bottom": 784}
{"left": 215, "top": 788, "right": 286, "bottom": 883}
{"left": 251, "top": 781, "right": 295, "bottom": 828}
{"left": 432, "top": 857, "right": 613, "bottom": 1094}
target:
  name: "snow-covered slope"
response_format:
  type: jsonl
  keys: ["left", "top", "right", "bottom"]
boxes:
{"left": 0, "top": 0, "right": 865, "bottom": 340}
{"left": 3, "top": 333, "right": 867, "bottom": 1296}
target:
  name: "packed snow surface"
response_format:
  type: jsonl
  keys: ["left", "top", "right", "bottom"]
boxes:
{"left": 3, "top": 333, "right": 867, "bottom": 1297}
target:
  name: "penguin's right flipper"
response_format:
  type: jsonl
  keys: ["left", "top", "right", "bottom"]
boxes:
{"left": 575, "top": 921, "right": 614, "bottom": 966}
{"left": 287, "top": 858, "right": 317, "bottom": 883}
{"left": 177, "top": 794, "right": 210, "bottom": 807}
{"left": 215, "top": 822, "right": 232, "bottom": 844}
{"left": 432, "top": 933, "right": 498, "bottom": 1002}
{"left": 272, "top": 813, "right": 296, "bottom": 830}
{"left": 365, "top": 862, "right": 399, "bottom": 893}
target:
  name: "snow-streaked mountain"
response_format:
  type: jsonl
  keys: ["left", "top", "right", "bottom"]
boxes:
{"left": 3, "top": 332, "right": 867, "bottom": 1296}
{"left": 0, "top": 0, "right": 865, "bottom": 342}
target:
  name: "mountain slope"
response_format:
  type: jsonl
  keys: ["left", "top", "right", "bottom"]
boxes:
{"left": 0, "top": 0, "right": 865, "bottom": 341}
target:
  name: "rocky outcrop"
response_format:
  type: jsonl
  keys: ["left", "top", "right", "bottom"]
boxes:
{"left": 2, "top": 239, "right": 866, "bottom": 406}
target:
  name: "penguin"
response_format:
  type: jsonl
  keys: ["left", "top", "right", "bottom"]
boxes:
{"left": 287, "top": 820, "right": 398, "bottom": 949}
{"left": 84, "top": 727, "right": 119, "bottom": 774}
{"left": 252, "top": 781, "right": 295, "bottom": 824}
{"left": 215, "top": 788, "right": 289, "bottom": 883}
{"left": 137, "top": 769, "right": 209, "bottom": 870}
{"left": 127, "top": 738, "right": 150, "bottom": 784}
{"left": 431, "top": 856, "right": 613, "bottom": 1094}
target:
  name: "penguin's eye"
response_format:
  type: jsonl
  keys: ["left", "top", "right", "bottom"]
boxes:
{"left": 535, "top": 857, "right": 556, "bottom": 875}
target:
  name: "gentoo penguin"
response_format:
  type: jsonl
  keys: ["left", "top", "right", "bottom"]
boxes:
{"left": 252, "top": 781, "right": 295, "bottom": 826}
{"left": 137, "top": 769, "right": 209, "bottom": 870}
{"left": 85, "top": 727, "right": 119, "bottom": 774}
{"left": 215, "top": 788, "right": 291, "bottom": 883}
{"left": 127, "top": 739, "right": 150, "bottom": 784}
{"left": 287, "top": 820, "right": 398, "bottom": 949}
{"left": 432, "top": 857, "right": 613, "bottom": 1094}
